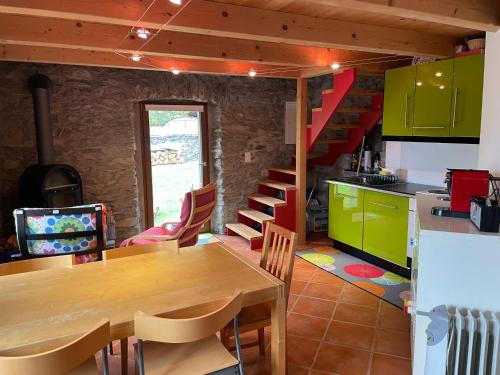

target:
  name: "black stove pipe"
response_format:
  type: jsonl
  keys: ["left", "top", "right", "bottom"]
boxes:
{"left": 28, "top": 74, "right": 55, "bottom": 165}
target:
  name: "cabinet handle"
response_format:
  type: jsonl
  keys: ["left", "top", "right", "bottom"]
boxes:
{"left": 336, "top": 193, "right": 357, "bottom": 199}
{"left": 451, "top": 88, "right": 459, "bottom": 128}
{"left": 368, "top": 201, "right": 399, "bottom": 209}
{"left": 412, "top": 126, "right": 446, "bottom": 129}
{"left": 404, "top": 92, "right": 409, "bottom": 129}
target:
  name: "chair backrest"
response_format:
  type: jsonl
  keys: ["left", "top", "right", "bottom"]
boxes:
{"left": 175, "top": 183, "right": 217, "bottom": 248}
{"left": 103, "top": 241, "right": 179, "bottom": 260}
{"left": 0, "top": 320, "right": 110, "bottom": 375}
{"left": 260, "top": 223, "right": 297, "bottom": 303}
{"left": 0, "top": 254, "right": 75, "bottom": 277}
{"left": 13, "top": 204, "right": 107, "bottom": 259}
{"left": 135, "top": 290, "right": 242, "bottom": 344}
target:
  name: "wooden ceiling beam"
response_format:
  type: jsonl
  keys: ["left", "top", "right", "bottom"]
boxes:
{"left": 0, "top": 13, "right": 388, "bottom": 68}
{"left": 309, "top": 0, "right": 500, "bottom": 32}
{"left": 0, "top": 0, "right": 457, "bottom": 57}
{"left": 0, "top": 44, "right": 301, "bottom": 78}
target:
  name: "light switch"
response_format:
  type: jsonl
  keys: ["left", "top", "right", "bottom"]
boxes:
{"left": 244, "top": 152, "right": 252, "bottom": 163}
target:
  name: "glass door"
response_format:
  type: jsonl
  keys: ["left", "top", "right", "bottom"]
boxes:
{"left": 141, "top": 103, "right": 209, "bottom": 228}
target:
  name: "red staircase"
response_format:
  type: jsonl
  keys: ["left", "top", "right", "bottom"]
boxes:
{"left": 225, "top": 167, "right": 296, "bottom": 250}
{"left": 226, "top": 68, "right": 383, "bottom": 249}
{"left": 304, "top": 68, "right": 384, "bottom": 167}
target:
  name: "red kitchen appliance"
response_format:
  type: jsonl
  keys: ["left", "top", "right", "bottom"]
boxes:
{"left": 432, "top": 169, "right": 490, "bottom": 218}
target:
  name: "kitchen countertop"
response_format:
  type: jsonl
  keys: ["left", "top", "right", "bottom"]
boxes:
{"left": 416, "top": 192, "right": 500, "bottom": 237}
{"left": 326, "top": 177, "right": 441, "bottom": 198}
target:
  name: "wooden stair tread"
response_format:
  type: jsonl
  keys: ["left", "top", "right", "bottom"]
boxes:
{"left": 317, "top": 139, "right": 348, "bottom": 144}
{"left": 357, "top": 70, "right": 384, "bottom": 77}
{"left": 259, "top": 180, "right": 296, "bottom": 191}
{"left": 337, "top": 107, "right": 371, "bottom": 113}
{"left": 308, "top": 123, "right": 360, "bottom": 129}
{"left": 312, "top": 107, "right": 322, "bottom": 112}
{"left": 322, "top": 89, "right": 334, "bottom": 95}
{"left": 248, "top": 193, "right": 286, "bottom": 207}
{"left": 349, "top": 88, "right": 383, "bottom": 96}
{"left": 226, "top": 223, "right": 262, "bottom": 240}
{"left": 238, "top": 208, "right": 274, "bottom": 224}
{"left": 268, "top": 166, "right": 296, "bottom": 175}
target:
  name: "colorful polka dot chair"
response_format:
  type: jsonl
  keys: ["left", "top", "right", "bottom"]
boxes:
{"left": 14, "top": 204, "right": 106, "bottom": 262}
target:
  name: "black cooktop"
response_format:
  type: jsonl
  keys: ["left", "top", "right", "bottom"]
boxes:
{"left": 331, "top": 177, "right": 442, "bottom": 196}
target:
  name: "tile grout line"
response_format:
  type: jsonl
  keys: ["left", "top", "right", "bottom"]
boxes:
{"left": 366, "top": 299, "right": 383, "bottom": 374}
{"left": 308, "top": 274, "right": 348, "bottom": 374}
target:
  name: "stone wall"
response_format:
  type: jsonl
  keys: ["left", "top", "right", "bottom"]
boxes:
{"left": 0, "top": 62, "right": 295, "bottom": 240}
{"left": 150, "top": 135, "right": 199, "bottom": 162}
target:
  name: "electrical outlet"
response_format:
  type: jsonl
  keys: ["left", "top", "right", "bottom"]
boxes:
{"left": 244, "top": 152, "right": 252, "bottom": 163}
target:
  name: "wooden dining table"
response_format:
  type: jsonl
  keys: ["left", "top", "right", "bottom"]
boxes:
{"left": 0, "top": 242, "right": 286, "bottom": 374}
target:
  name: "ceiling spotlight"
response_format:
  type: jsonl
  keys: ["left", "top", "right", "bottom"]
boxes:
{"left": 169, "top": 0, "right": 182, "bottom": 4}
{"left": 248, "top": 70, "right": 257, "bottom": 77}
{"left": 331, "top": 63, "right": 341, "bottom": 70}
{"left": 435, "top": 71, "right": 443, "bottom": 77}
{"left": 416, "top": 81, "right": 423, "bottom": 86}
{"left": 131, "top": 54, "right": 142, "bottom": 62}
{"left": 136, "top": 28, "right": 151, "bottom": 39}
{"left": 439, "top": 85, "right": 445, "bottom": 90}
{"left": 171, "top": 68, "right": 181, "bottom": 75}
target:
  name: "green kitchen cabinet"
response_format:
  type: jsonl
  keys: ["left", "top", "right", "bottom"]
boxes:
{"left": 328, "top": 184, "right": 365, "bottom": 249}
{"left": 363, "top": 191, "right": 409, "bottom": 267}
{"left": 450, "top": 54, "right": 484, "bottom": 137}
{"left": 382, "top": 65, "right": 416, "bottom": 137}
{"left": 413, "top": 59, "right": 455, "bottom": 137}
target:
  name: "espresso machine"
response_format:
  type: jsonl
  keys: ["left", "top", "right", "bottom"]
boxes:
{"left": 432, "top": 169, "right": 490, "bottom": 218}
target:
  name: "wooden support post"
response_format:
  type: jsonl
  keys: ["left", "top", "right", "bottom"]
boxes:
{"left": 295, "top": 78, "right": 307, "bottom": 245}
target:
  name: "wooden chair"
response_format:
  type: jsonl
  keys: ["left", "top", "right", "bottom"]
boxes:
{"left": 102, "top": 240, "right": 179, "bottom": 260}
{"left": 221, "top": 223, "right": 297, "bottom": 355}
{"left": 134, "top": 290, "right": 244, "bottom": 375}
{"left": 0, "top": 254, "right": 75, "bottom": 277}
{"left": 122, "top": 183, "right": 216, "bottom": 248}
{"left": 0, "top": 320, "right": 111, "bottom": 375}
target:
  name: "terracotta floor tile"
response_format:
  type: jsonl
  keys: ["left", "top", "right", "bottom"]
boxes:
{"left": 374, "top": 329, "right": 412, "bottom": 358}
{"left": 287, "top": 312, "right": 329, "bottom": 340}
{"left": 292, "top": 296, "right": 336, "bottom": 319}
{"left": 314, "top": 343, "right": 371, "bottom": 375}
{"left": 370, "top": 353, "right": 412, "bottom": 375}
{"left": 287, "top": 334, "right": 321, "bottom": 367}
{"left": 377, "top": 306, "right": 410, "bottom": 332}
{"left": 290, "top": 280, "right": 307, "bottom": 295}
{"left": 334, "top": 303, "right": 378, "bottom": 326}
{"left": 302, "top": 282, "right": 342, "bottom": 300}
{"left": 292, "top": 267, "right": 316, "bottom": 282}
{"left": 325, "top": 320, "right": 375, "bottom": 350}
{"left": 341, "top": 284, "right": 381, "bottom": 308}
{"left": 380, "top": 300, "right": 402, "bottom": 312}
{"left": 294, "top": 258, "right": 317, "bottom": 269}
{"left": 310, "top": 270, "right": 346, "bottom": 287}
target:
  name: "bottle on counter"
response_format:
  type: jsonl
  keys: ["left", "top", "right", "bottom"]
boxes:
{"left": 373, "top": 152, "right": 381, "bottom": 172}
{"left": 351, "top": 152, "right": 358, "bottom": 171}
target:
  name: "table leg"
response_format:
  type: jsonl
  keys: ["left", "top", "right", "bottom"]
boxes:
{"left": 120, "top": 337, "right": 128, "bottom": 375}
{"left": 270, "top": 292, "right": 286, "bottom": 375}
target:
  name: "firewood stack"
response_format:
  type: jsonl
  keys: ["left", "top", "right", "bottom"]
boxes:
{"left": 151, "top": 150, "right": 182, "bottom": 166}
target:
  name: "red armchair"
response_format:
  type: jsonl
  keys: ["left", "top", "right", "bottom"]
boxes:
{"left": 122, "top": 183, "right": 216, "bottom": 248}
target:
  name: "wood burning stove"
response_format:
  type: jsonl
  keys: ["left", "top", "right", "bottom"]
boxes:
{"left": 19, "top": 74, "right": 84, "bottom": 208}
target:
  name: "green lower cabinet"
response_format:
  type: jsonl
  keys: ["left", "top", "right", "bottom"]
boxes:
{"left": 328, "top": 184, "right": 364, "bottom": 249}
{"left": 363, "top": 191, "right": 409, "bottom": 267}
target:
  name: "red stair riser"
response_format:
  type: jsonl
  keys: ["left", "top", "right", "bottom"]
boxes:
{"left": 274, "top": 190, "right": 296, "bottom": 232}
{"left": 268, "top": 171, "right": 295, "bottom": 184}
{"left": 237, "top": 213, "right": 262, "bottom": 229}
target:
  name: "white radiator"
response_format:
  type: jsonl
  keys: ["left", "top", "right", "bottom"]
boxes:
{"left": 424, "top": 305, "right": 500, "bottom": 375}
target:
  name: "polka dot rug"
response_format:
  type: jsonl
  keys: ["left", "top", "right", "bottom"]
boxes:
{"left": 297, "top": 247, "right": 410, "bottom": 309}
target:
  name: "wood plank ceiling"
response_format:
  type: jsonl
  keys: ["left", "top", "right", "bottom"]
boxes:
{"left": 0, "top": 0, "right": 497, "bottom": 77}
